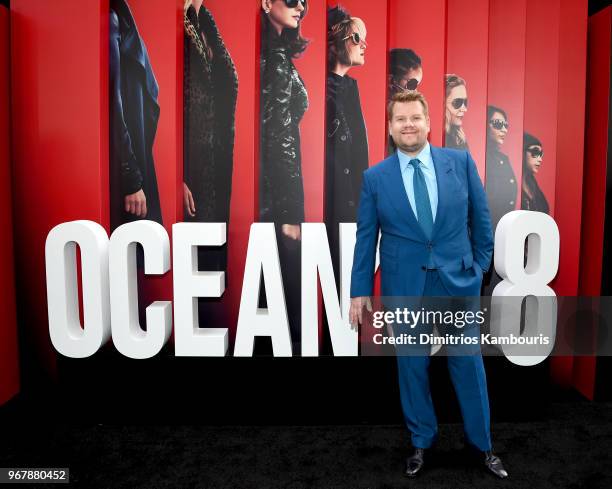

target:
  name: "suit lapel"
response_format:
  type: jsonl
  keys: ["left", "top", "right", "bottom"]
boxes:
{"left": 430, "top": 146, "right": 453, "bottom": 239}
{"left": 382, "top": 153, "right": 428, "bottom": 241}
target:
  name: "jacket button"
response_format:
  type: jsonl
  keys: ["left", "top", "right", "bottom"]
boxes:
{"left": 510, "top": 200, "right": 515, "bottom": 205}
{"left": 344, "top": 168, "right": 350, "bottom": 174}
{"left": 510, "top": 178, "right": 515, "bottom": 183}
{"left": 340, "top": 135, "right": 347, "bottom": 141}
{"left": 348, "top": 200, "right": 355, "bottom": 207}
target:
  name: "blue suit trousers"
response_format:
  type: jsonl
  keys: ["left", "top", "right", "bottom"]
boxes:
{"left": 395, "top": 270, "right": 492, "bottom": 451}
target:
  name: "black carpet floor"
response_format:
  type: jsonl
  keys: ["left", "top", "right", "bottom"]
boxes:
{"left": 1, "top": 401, "right": 611, "bottom": 488}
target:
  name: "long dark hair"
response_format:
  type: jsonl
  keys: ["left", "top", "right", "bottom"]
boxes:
{"left": 260, "top": 5, "right": 309, "bottom": 59}
{"left": 521, "top": 132, "right": 549, "bottom": 213}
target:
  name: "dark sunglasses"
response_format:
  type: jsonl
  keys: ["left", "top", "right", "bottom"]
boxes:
{"left": 284, "top": 0, "right": 306, "bottom": 8}
{"left": 489, "top": 119, "right": 509, "bottom": 130}
{"left": 527, "top": 147, "right": 544, "bottom": 158}
{"left": 451, "top": 98, "right": 468, "bottom": 109}
{"left": 392, "top": 77, "right": 419, "bottom": 92}
{"left": 342, "top": 31, "right": 366, "bottom": 46}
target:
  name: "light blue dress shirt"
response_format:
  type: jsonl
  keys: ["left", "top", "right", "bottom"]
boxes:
{"left": 398, "top": 143, "right": 438, "bottom": 222}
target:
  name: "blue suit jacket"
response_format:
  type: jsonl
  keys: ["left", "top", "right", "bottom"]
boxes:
{"left": 350, "top": 146, "right": 494, "bottom": 298}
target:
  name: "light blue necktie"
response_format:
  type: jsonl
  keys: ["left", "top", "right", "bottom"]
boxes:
{"left": 409, "top": 158, "right": 434, "bottom": 239}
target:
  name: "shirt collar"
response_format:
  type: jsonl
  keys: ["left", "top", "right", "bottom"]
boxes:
{"left": 398, "top": 142, "right": 432, "bottom": 172}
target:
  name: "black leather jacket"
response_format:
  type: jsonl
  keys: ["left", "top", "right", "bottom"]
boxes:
{"left": 260, "top": 46, "right": 308, "bottom": 224}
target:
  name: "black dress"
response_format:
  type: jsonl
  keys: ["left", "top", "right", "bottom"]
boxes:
{"left": 183, "top": 5, "right": 238, "bottom": 276}
{"left": 109, "top": 0, "right": 162, "bottom": 231}
{"left": 325, "top": 73, "right": 369, "bottom": 283}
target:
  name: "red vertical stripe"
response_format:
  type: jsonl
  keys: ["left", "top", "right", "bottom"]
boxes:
{"left": 0, "top": 4, "right": 20, "bottom": 406}
{"left": 11, "top": 0, "right": 110, "bottom": 379}
{"left": 549, "top": 0, "right": 588, "bottom": 388}
{"left": 446, "top": 0, "right": 489, "bottom": 180}
{"left": 294, "top": 1, "right": 326, "bottom": 223}
{"left": 573, "top": 7, "right": 611, "bottom": 400}
{"left": 523, "top": 0, "right": 560, "bottom": 215}
{"left": 389, "top": 0, "right": 446, "bottom": 146}
{"left": 486, "top": 0, "right": 526, "bottom": 200}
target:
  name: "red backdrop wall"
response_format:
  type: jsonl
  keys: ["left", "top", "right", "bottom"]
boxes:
{"left": 11, "top": 0, "right": 111, "bottom": 381}
{"left": 5, "top": 0, "right": 594, "bottom": 404}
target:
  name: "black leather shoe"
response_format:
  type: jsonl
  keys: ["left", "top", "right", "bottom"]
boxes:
{"left": 483, "top": 451, "right": 508, "bottom": 478}
{"left": 404, "top": 448, "right": 426, "bottom": 477}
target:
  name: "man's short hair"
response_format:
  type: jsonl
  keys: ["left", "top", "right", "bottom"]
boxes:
{"left": 387, "top": 91, "right": 429, "bottom": 121}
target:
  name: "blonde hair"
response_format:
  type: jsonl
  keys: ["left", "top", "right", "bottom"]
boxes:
{"left": 387, "top": 90, "right": 429, "bottom": 121}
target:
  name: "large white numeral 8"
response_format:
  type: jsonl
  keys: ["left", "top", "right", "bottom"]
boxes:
{"left": 491, "top": 211, "right": 559, "bottom": 366}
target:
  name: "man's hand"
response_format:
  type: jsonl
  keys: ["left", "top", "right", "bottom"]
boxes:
{"left": 183, "top": 182, "right": 196, "bottom": 217}
{"left": 349, "top": 296, "right": 372, "bottom": 329}
{"left": 282, "top": 224, "right": 301, "bottom": 240}
{"left": 125, "top": 189, "right": 147, "bottom": 217}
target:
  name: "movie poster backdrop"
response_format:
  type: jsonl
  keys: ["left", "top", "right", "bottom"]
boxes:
{"left": 103, "top": 0, "right": 575, "bottom": 340}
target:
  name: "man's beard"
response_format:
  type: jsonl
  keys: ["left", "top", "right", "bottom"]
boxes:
{"left": 394, "top": 137, "right": 426, "bottom": 154}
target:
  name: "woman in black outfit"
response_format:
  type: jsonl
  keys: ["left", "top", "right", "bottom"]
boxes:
{"left": 483, "top": 105, "right": 517, "bottom": 295}
{"left": 444, "top": 74, "right": 469, "bottom": 150}
{"left": 325, "top": 5, "right": 369, "bottom": 285}
{"left": 260, "top": 0, "right": 309, "bottom": 344}
{"left": 183, "top": 0, "right": 238, "bottom": 275}
{"left": 521, "top": 133, "right": 549, "bottom": 214}
{"left": 485, "top": 105, "right": 517, "bottom": 230}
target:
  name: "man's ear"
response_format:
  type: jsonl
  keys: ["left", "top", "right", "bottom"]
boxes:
{"left": 261, "top": 0, "right": 270, "bottom": 11}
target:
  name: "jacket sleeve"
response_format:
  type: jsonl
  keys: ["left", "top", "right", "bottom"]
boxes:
{"left": 466, "top": 151, "right": 494, "bottom": 272}
{"left": 110, "top": 10, "right": 143, "bottom": 196}
{"left": 350, "top": 171, "right": 380, "bottom": 297}
{"left": 261, "top": 52, "right": 304, "bottom": 224}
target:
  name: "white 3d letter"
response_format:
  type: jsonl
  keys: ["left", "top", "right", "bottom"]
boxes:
{"left": 109, "top": 221, "right": 172, "bottom": 359}
{"left": 234, "top": 223, "right": 292, "bottom": 357}
{"left": 491, "top": 211, "right": 559, "bottom": 366}
{"left": 301, "top": 223, "right": 357, "bottom": 356}
{"left": 173, "top": 223, "right": 228, "bottom": 356}
{"left": 45, "top": 220, "right": 110, "bottom": 358}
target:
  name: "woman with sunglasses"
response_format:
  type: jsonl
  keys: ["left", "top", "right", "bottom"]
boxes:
{"left": 260, "top": 0, "right": 309, "bottom": 344}
{"left": 483, "top": 105, "right": 517, "bottom": 295}
{"left": 325, "top": 5, "right": 368, "bottom": 286}
{"left": 521, "top": 133, "right": 549, "bottom": 213}
{"left": 444, "top": 74, "right": 469, "bottom": 150}
{"left": 485, "top": 105, "right": 517, "bottom": 230}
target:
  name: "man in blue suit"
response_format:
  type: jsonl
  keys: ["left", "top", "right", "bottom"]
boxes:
{"left": 349, "top": 91, "right": 508, "bottom": 479}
